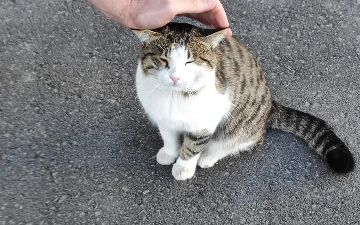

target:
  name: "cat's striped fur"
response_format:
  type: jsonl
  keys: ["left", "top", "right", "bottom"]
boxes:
{"left": 133, "top": 22, "right": 355, "bottom": 180}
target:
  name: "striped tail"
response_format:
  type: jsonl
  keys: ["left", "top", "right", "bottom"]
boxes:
{"left": 268, "top": 101, "right": 355, "bottom": 173}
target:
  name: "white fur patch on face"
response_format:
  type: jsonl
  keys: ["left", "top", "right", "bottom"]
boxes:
{"left": 156, "top": 46, "right": 213, "bottom": 92}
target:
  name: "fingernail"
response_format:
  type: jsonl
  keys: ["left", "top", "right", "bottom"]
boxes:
{"left": 226, "top": 29, "right": 232, "bottom": 38}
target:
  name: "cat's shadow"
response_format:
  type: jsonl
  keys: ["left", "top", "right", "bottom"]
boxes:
{"left": 134, "top": 120, "right": 327, "bottom": 183}
{"left": 193, "top": 129, "right": 327, "bottom": 184}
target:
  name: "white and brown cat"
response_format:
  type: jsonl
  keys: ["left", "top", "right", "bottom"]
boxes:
{"left": 132, "top": 22, "right": 355, "bottom": 181}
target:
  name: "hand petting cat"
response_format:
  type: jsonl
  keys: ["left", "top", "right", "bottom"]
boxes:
{"left": 88, "top": 0, "right": 232, "bottom": 37}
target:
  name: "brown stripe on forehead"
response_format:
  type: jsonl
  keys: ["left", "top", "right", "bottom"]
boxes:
{"left": 144, "top": 65, "right": 155, "bottom": 70}
{"left": 164, "top": 48, "right": 170, "bottom": 57}
{"left": 199, "top": 57, "right": 214, "bottom": 68}
{"left": 184, "top": 35, "right": 191, "bottom": 45}
{"left": 141, "top": 55, "right": 159, "bottom": 74}
{"left": 152, "top": 58, "right": 162, "bottom": 68}
{"left": 187, "top": 38, "right": 215, "bottom": 64}
{"left": 139, "top": 39, "right": 170, "bottom": 74}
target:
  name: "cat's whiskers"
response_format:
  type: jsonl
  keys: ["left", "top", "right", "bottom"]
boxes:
{"left": 147, "top": 80, "right": 162, "bottom": 95}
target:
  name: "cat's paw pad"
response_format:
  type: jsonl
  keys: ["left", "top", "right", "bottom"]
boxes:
{"left": 172, "top": 163, "right": 196, "bottom": 181}
{"left": 198, "top": 154, "right": 218, "bottom": 168}
{"left": 156, "top": 147, "right": 176, "bottom": 165}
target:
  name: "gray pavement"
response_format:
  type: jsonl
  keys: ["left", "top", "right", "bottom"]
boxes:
{"left": 1, "top": 0, "right": 359, "bottom": 224}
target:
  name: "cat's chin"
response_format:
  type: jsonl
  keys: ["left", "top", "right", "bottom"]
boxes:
{"left": 168, "top": 86, "right": 201, "bottom": 94}
{"left": 164, "top": 82, "right": 204, "bottom": 93}
{"left": 165, "top": 83, "right": 191, "bottom": 91}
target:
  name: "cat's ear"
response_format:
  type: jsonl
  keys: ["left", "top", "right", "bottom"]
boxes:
{"left": 132, "top": 30, "right": 162, "bottom": 44}
{"left": 201, "top": 28, "right": 230, "bottom": 48}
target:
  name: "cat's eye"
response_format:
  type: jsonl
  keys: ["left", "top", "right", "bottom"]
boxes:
{"left": 159, "top": 58, "right": 169, "bottom": 68}
{"left": 185, "top": 61, "right": 194, "bottom": 65}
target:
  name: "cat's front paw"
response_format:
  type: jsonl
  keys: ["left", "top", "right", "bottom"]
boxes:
{"left": 172, "top": 163, "right": 196, "bottom": 180}
{"left": 156, "top": 147, "right": 177, "bottom": 165}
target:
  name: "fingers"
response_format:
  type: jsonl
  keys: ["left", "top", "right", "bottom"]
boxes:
{"left": 131, "top": 1, "right": 175, "bottom": 29}
{"left": 174, "top": 0, "right": 216, "bottom": 14}
{"left": 185, "top": 13, "right": 232, "bottom": 37}
{"left": 208, "top": 0, "right": 230, "bottom": 28}
{"left": 185, "top": 1, "right": 232, "bottom": 37}
{"left": 88, "top": 0, "right": 232, "bottom": 36}
{"left": 88, "top": 0, "right": 130, "bottom": 26}
{"left": 132, "top": 0, "right": 223, "bottom": 30}
{"left": 178, "top": 0, "right": 229, "bottom": 28}
{"left": 139, "top": 0, "right": 218, "bottom": 29}
{"left": 184, "top": 14, "right": 214, "bottom": 26}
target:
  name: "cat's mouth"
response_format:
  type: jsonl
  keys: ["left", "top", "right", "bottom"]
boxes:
{"left": 165, "top": 75, "right": 204, "bottom": 93}
{"left": 168, "top": 82, "right": 202, "bottom": 94}
{"left": 169, "top": 82, "right": 188, "bottom": 91}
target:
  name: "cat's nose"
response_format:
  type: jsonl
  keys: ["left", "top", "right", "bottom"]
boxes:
{"left": 170, "top": 76, "right": 180, "bottom": 84}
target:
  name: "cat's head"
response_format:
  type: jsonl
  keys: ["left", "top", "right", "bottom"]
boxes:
{"left": 133, "top": 23, "right": 229, "bottom": 93}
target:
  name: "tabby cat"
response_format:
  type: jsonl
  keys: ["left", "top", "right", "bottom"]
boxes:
{"left": 132, "top": 22, "right": 355, "bottom": 181}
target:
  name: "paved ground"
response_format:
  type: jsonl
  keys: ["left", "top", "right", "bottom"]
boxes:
{"left": 1, "top": 0, "right": 359, "bottom": 224}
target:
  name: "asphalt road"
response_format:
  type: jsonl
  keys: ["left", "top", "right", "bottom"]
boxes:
{"left": 1, "top": 0, "right": 359, "bottom": 224}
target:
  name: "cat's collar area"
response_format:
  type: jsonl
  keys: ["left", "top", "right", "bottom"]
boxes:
{"left": 181, "top": 87, "right": 204, "bottom": 97}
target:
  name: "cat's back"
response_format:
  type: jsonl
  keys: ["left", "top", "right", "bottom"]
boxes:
{"left": 215, "top": 37, "right": 265, "bottom": 84}
{"left": 214, "top": 36, "right": 270, "bottom": 101}
{"left": 213, "top": 36, "right": 272, "bottom": 140}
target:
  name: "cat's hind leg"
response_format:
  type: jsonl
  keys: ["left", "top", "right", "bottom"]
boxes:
{"left": 198, "top": 139, "right": 257, "bottom": 168}
{"left": 197, "top": 140, "right": 227, "bottom": 168}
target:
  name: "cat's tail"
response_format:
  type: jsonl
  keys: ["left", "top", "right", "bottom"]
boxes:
{"left": 268, "top": 101, "right": 355, "bottom": 173}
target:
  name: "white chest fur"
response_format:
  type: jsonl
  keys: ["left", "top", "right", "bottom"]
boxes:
{"left": 136, "top": 63, "right": 231, "bottom": 133}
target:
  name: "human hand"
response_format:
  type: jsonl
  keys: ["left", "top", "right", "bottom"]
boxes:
{"left": 88, "top": 0, "right": 232, "bottom": 37}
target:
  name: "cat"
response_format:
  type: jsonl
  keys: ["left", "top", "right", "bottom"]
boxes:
{"left": 132, "top": 22, "right": 355, "bottom": 181}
